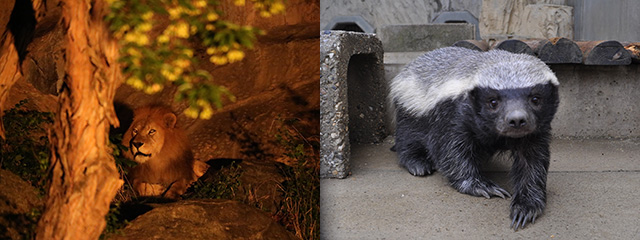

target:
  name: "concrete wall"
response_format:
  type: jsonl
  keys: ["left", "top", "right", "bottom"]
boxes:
{"left": 568, "top": 0, "right": 640, "bottom": 41}
{"left": 551, "top": 64, "right": 640, "bottom": 138}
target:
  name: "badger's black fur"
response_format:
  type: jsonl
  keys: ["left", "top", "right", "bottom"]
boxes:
{"left": 391, "top": 47, "right": 559, "bottom": 230}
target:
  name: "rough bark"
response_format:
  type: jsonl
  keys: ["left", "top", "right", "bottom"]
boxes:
{"left": 35, "top": 0, "right": 123, "bottom": 239}
{"left": 0, "top": 0, "right": 21, "bottom": 139}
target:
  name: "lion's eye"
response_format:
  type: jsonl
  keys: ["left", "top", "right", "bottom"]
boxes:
{"left": 132, "top": 129, "right": 138, "bottom": 135}
{"left": 149, "top": 129, "right": 156, "bottom": 135}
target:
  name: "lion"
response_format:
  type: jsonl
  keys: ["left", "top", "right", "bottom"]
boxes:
{"left": 122, "top": 105, "right": 208, "bottom": 199}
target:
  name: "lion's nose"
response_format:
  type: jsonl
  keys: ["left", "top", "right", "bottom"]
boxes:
{"left": 132, "top": 141, "right": 144, "bottom": 149}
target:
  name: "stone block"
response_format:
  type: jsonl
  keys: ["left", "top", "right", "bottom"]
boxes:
{"left": 320, "top": 31, "right": 386, "bottom": 178}
{"left": 379, "top": 24, "right": 475, "bottom": 52}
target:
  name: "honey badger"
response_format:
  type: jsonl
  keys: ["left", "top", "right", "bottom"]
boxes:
{"left": 390, "top": 47, "right": 559, "bottom": 230}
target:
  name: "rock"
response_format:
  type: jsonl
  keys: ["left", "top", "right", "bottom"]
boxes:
{"left": 0, "top": 169, "right": 43, "bottom": 240}
{"left": 235, "top": 158, "right": 285, "bottom": 214}
{"left": 110, "top": 199, "right": 297, "bottom": 240}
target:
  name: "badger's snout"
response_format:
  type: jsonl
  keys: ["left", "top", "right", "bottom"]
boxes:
{"left": 497, "top": 103, "right": 536, "bottom": 138}
{"left": 506, "top": 110, "right": 528, "bottom": 129}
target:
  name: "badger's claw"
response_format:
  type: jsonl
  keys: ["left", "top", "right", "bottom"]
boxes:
{"left": 510, "top": 202, "right": 543, "bottom": 231}
{"left": 454, "top": 178, "right": 511, "bottom": 199}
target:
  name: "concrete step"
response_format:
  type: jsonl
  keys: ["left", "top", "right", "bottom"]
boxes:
{"left": 320, "top": 137, "right": 640, "bottom": 239}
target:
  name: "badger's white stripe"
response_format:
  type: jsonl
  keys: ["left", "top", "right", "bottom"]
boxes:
{"left": 390, "top": 47, "right": 559, "bottom": 117}
{"left": 390, "top": 72, "right": 475, "bottom": 117}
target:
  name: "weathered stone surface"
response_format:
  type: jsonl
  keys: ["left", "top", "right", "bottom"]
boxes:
{"left": 320, "top": 30, "right": 386, "bottom": 179}
{"left": 479, "top": 0, "right": 571, "bottom": 40}
{"left": 379, "top": 24, "right": 475, "bottom": 52}
{"left": 0, "top": 169, "right": 43, "bottom": 240}
{"left": 109, "top": 199, "right": 297, "bottom": 240}
{"left": 516, "top": 4, "right": 573, "bottom": 39}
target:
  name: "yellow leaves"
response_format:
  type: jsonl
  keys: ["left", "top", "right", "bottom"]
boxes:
{"left": 200, "top": 106, "right": 213, "bottom": 119}
{"left": 168, "top": 7, "right": 182, "bottom": 20}
{"left": 109, "top": 1, "right": 266, "bottom": 117}
{"left": 206, "top": 12, "right": 219, "bottom": 21}
{"left": 127, "top": 48, "right": 141, "bottom": 57}
{"left": 183, "top": 107, "right": 199, "bottom": 118}
{"left": 209, "top": 55, "right": 228, "bottom": 65}
{"left": 259, "top": 11, "right": 272, "bottom": 18}
{"left": 158, "top": 35, "right": 170, "bottom": 43}
{"left": 207, "top": 46, "right": 245, "bottom": 65}
{"left": 184, "top": 102, "right": 213, "bottom": 119}
{"left": 161, "top": 68, "right": 177, "bottom": 81}
{"left": 254, "top": 0, "right": 285, "bottom": 17}
{"left": 270, "top": 2, "right": 285, "bottom": 14}
{"left": 137, "top": 22, "right": 152, "bottom": 32}
{"left": 126, "top": 77, "right": 145, "bottom": 90}
{"left": 173, "top": 59, "right": 191, "bottom": 68}
{"left": 144, "top": 83, "right": 163, "bottom": 94}
{"left": 193, "top": 0, "right": 207, "bottom": 8}
{"left": 123, "top": 30, "right": 149, "bottom": 45}
{"left": 175, "top": 21, "right": 190, "bottom": 38}
{"left": 183, "top": 49, "right": 194, "bottom": 58}
{"left": 227, "top": 50, "right": 245, "bottom": 63}
{"left": 142, "top": 11, "right": 154, "bottom": 21}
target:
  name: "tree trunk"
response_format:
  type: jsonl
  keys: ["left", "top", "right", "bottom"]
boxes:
{"left": 0, "top": 0, "right": 21, "bottom": 139}
{"left": 36, "top": 0, "right": 123, "bottom": 239}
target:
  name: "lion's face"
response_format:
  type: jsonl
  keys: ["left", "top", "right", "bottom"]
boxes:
{"left": 124, "top": 109, "right": 178, "bottom": 164}
{"left": 127, "top": 121, "right": 165, "bottom": 163}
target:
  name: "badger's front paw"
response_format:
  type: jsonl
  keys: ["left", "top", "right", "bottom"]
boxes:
{"left": 453, "top": 178, "right": 511, "bottom": 199}
{"left": 510, "top": 197, "right": 544, "bottom": 231}
{"left": 400, "top": 158, "right": 435, "bottom": 176}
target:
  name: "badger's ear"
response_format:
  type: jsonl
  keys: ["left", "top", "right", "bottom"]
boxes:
{"left": 163, "top": 112, "right": 177, "bottom": 129}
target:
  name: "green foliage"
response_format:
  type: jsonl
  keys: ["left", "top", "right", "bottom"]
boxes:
{"left": 105, "top": 0, "right": 286, "bottom": 119}
{"left": 0, "top": 100, "right": 53, "bottom": 193}
{"left": 102, "top": 203, "right": 127, "bottom": 238}
{"left": 274, "top": 118, "right": 319, "bottom": 240}
{"left": 109, "top": 133, "right": 137, "bottom": 174}
{"left": 184, "top": 163, "right": 243, "bottom": 200}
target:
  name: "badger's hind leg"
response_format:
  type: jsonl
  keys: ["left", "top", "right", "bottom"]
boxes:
{"left": 397, "top": 141, "right": 436, "bottom": 176}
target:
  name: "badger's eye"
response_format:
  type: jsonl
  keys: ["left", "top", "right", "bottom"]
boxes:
{"left": 149, "top": 129, "right": 156, "bottom": 135}
{"left": 530, "top": 96, "right": 541, "bottom": 105}
{"left": 488, "top": 99, "right": 499, "bottom": 109}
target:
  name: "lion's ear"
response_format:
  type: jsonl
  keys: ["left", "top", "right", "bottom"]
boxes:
{"left": 163, "top": 112, "right": 177, "bottom": 129}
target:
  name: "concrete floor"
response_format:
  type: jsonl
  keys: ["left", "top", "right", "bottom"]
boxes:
{"left": 320, "top": 137, "right": 640, "bottom": 239}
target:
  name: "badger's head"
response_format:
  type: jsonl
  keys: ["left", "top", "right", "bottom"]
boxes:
{"left": 470, "top": 54, "right": 559, "bottom": 138}
{"left": 471, "top": 83, "right": 558, "bottom": 138}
